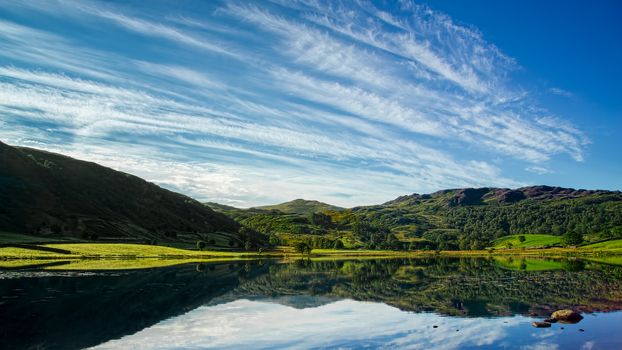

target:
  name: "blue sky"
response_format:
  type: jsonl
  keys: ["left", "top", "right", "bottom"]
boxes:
{"left": 0, "top": 0, "right": 620, "bottom": 207}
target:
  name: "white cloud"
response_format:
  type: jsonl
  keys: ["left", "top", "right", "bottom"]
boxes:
{"left": 526, "top": 166, "right": 553, "bottom": 175}
{"left": 0, "top": 0, "right": 591, "bottom": 205}
{"left": 549, "top": 87, "right": 573, "bottom": 97}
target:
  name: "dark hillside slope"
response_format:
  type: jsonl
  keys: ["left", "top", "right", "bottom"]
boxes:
{"left": 0, "top": 141, "right": 239, "bottom": 243}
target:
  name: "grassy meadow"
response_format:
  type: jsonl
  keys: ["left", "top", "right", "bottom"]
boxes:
{"left": 491, "top": 234, "right": 562, "bottom": 249}
{"left": 2, "top": 230, "right": 622, "bottom": 272}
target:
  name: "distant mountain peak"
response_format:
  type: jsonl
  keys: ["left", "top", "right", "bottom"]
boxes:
{"left": 385, "top": 186, "right": 621, "bottom": 207}
{"left": 253, "top": 199, "right": 344, "bottom": 215}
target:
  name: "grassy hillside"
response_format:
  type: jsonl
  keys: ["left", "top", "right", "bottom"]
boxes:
{"left": 492, "top": 234, "right": 562, "bottom": 249}
{"left": 253, "top": 199, "right": 344, "bottom": 215}
{"left": 210, "top": 186, "right": 622, "bottom": 251}
{"left": 582, "top": 239, "right": 622, "bottom": 250}
{"left": 0, "top": 141, "right": 263, "bottom": 247}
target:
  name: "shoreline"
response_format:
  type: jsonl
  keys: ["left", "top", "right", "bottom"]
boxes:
{"left": 1, "top": 242, "right": 621, "bottom": 260}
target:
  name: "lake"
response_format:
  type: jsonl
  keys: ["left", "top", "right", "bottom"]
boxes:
{"left": 1, "top": 257, "right": 622, "bottom": 349}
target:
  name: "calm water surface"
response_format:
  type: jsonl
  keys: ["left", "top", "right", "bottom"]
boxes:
{"left": 1, "top": 257, "right": 622, "bottom": 349}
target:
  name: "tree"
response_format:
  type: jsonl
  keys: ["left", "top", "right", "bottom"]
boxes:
{"left": 295, "top": 241, "right": 312, "bottom": 255}
{"left": 518, "top": 235, "right": 526, "bottom": 243}
{"left": 562, "top": 231, "right": 583, "bottom": 246}
{"left": 333, "top": 239, "right": 344, "bottom": 249}
{"left": 269, "top": 234, "right": 281, "bottom": 246}
{"left": 310, "top": 212, "right": 332, "bottom": 227}
{"left": 196, "top": 240, "right": 206, "bottom": 251}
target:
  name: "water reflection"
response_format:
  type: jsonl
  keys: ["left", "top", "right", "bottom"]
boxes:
{"left": 1, "top": 257, "right": 622, "bottom": 349}
{"left": 92, "top": 299, "right": 622, "bottom": 350}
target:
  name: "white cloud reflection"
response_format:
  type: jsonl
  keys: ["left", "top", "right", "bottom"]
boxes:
{"left": 92, "top": 299, "right": 525, "bottom": 350}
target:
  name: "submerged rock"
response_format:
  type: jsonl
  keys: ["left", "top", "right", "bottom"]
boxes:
{"left": 551, "top": 310, "right": 583, "bottom": 324}
{"left": 532, "top": 322, "right": 552, "bottom": 328}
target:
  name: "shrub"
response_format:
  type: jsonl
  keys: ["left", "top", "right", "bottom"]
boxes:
{"left": 295, "top": 241, "right": 312, "bottom": 254}
{"left": 333, "top": 240, "right": 344, "bottom": 249}
{"left": 561, "top": 231, "right": 583, "bottom": 246}
{"left": 196, "top": 240, "right": 206, "bottom": 251}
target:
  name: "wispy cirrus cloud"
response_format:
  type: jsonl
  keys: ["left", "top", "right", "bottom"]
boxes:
{"left": 0, "top": 0, "right": 589, "bottom": 206}
{"left": 549, "top": 87, "right": 573, "bottom": 97}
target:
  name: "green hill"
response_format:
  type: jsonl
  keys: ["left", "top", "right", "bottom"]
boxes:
{"left": 0, "top": 141, "right": 256, "bottom": 247}
{"left": 204, "top": 202, "right": 241, "bottom": 211}
{"left": 3, "top": 140, "right": 620, "bottom": 251}
{"left": 254, "top": 199, "right": 344, "bottom": 215}
{"left": 210, "top": 186, "right": 622, "bottom": 251}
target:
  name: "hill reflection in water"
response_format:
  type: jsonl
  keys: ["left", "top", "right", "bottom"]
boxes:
{"left": 2, "top": 257, "right": 622, "bottom": 349}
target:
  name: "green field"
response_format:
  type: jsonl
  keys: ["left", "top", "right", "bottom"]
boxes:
{"left": 582, "top": 240, "right": 622, "bottom": 251}
{"left": 492, "top": 234, "right": 562, "bottom": 249}
{"left": 0, "top": 243, "right": 261, "bottom": 259}
{"left": 3, "top": 238, "right": 622, "bottom": 266}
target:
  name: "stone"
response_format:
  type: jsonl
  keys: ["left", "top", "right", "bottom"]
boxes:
{"left": 551, "top": 310, "right": 583, "bottom": 324}
{"left": 532, "top": 322, "right": 552, "bottom": 328}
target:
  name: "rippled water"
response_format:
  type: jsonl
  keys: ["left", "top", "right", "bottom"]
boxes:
{"left": 1, "top": 257, "right": 621, "bottom": 349}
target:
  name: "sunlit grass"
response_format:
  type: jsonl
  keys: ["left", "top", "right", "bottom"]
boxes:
{"left": 2, "top": 240, "right": 622, "bottom": 263}
{"left": 0, "top": 247, "right": 74, "bottom": 259}
{"left": 492, "top": 234, "right": 562, "bottom": 249}
{"left": 582, "top": 240, "right": 622, "bottom": 251}
{"left": 0, "top": 243, "right": 262, "bottom": 259}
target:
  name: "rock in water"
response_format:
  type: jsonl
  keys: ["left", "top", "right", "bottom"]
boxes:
{"left": 551, "top": 310, "right": 583, "bottom": 324}
{"left": 532, "top": 322, "right": 552, "bottom": 328}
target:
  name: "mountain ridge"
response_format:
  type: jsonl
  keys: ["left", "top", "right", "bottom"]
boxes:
{"left": 253, "top": 199, "right": 344, "bottom": 215}
{"left": 2, "top": 141, "right": 621, "bottom": 251}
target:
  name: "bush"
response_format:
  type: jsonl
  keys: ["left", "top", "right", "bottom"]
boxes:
{"left": 295, "top": 241, "right": 312, "bottom": 254}
{"left": 333, "top": 240, "right": 344, "bottom": 249}
{"left": 196, "top": 240, "right": 206, "bottom": 251}
{"left": 561, "top": 231, "right": 583, "bottom": 246}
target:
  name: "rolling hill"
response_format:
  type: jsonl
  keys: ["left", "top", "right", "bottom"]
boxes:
{"left": 0, "top": 141, "right": 251, "bottom": 246}
{"left": 210, "top": 186, "right": 622, "bottom": 250}
{"left": 253, "top": 199, "right": 344, "bottom": 215}
{"left": 2, "top": 140, "right": 621, "bottom": 251}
